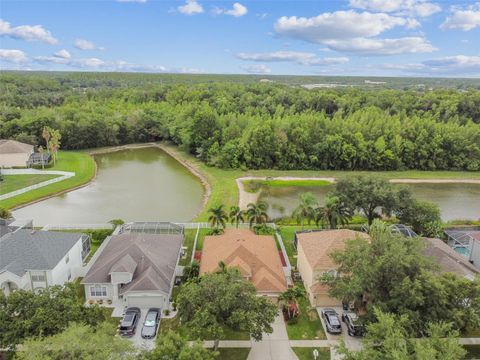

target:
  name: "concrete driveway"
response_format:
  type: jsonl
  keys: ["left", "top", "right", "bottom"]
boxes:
{"left": 317, "top": 307, "right": 362, "bottom": 352}
{"left": 247, "top": 313, "right": 298, "bottom": 360}
{"left": 123, "top": 308, "right": 157, "bottom": 350}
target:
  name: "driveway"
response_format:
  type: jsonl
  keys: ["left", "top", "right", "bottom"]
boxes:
{"left": 317, "top": 307, "right": 362, "bottom": 358}
{"left": 247, "top": 313, "right": 298, "bottom": 360}
{"left": 126, "top": 308, "right": 157, "bottom": 350}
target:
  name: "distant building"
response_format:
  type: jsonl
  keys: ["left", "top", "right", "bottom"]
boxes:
{"left": 200, "top": 229, "right": 288, "bottom": 297}
{"left": 0, "top": 140, "right": 34, "bottom": 168}
{"left": 0, "top": 224, "right": 90, "bottom": 295}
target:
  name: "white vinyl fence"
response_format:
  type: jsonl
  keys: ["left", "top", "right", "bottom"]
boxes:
{"left": 0, "top": 169, "right": 75, "bottom": 201}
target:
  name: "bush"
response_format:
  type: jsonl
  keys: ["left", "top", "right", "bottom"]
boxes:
{"left": 287, "top": 317, "right": 299, "bottom": 325}
{"left": 253, "top": 224, "right": 275, "bottom": 235}
{"left": 207, "top": 228, "right": 224, "bottom": 235}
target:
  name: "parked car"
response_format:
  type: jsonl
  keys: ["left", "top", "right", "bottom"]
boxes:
{"left": 119, "top": 307, "right": 141, "bottom": 337}
{"left": 320, "top": 308, "right": 342, "bottom": 334}
{"left": 141, "top": 308, "right": 161, "bottom": 339}
{"left": 342, "top": 311, "right": 364, "bottom": 337}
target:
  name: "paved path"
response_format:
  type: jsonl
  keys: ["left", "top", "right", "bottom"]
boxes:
{"left": 247, "top": 314, "right": 299, "bottom": 360}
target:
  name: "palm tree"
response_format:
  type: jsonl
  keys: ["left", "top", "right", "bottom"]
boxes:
{"left": 38, "top": 146, "right": 45, "bottom": 170}
{"left": 229, "top": 206, "right": 245, "bottom": 228}
{"left": 184, "top": 260, "right": 200, "bottom": 280}
{"left": 316, "top": 195, "right": 353, "bottom": 229}
{"left": 208, "top": 204, "right": 228, "bottom": 230}
{"left": 292, "top": 192, "right": 318, "bottom": 230}
{"left": 42, "top": 126, "right": 51, "bottom": 153}
{"left": 217, "top": 260, "right": 227, "bottom": 273}
{"left": 246, "top": 201, "right": 269, "bottom": 228}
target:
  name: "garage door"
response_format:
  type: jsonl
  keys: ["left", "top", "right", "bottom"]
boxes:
{"left": 126, "top": 295, "right": 163, "bottom": 309}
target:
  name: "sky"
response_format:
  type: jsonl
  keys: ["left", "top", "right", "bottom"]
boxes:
{"left": 0, "top": 0, "right": 479, "bottom": 77}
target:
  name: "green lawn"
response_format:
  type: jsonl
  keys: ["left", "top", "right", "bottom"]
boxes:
{"left": 292, "top": 347, "right": 331, "bottom": 360}
{"left": 159, "top": 314, "right": 250, "bottom": 340}
{"left": 196, "top": 228, "right": 212, "bottom": 250}
{"left": 217, "top": 348, "right": 251, "bottom": 360}
{"left": 0, "top": 174, "right": 60, "bottom": 195}
{"left": 179, "top": 229, "right": 198, "bottom": 266}
{"left": 245, "top": 179, "right": 332, "bottom": 192}
{"left": 0, "top": 150, "right": 96, "bottom": 209}
{"left": 159, "top": 143, "right": 480, "bottom": 223}
{"left": 277, "top": 225, "right": 319, "bottom": 267}
{"left": 464, "top": 345, "right": 480, "bottom": 359}
{"left": 285, "top": 293, "right": 326, "bottom": 340}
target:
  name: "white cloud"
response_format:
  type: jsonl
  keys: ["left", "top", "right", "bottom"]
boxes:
{"left": 74, "top": 38, "right": 103, "bottom": 51}
{"left": 72, "top": 58, "right": 106, "bottom": 68}
{"left": 275, "top": 11, "right": 419, "bottom": 43}
{"left": 325, "top": 36, "right": 436, "bottom": 55}
{"left": 349, "top": 0, "right": 441, "bottom": 17}
{"left": 178, "top": 0, "right": 204, "bottom": 15}
{"left": 214, "top": 3, "right": 248, "bottom": 17}
{"left": 274, "top": 10, "right": 436, "bottom": 55}
{"left": 241, "top": 64, "right": 271, "bottom": 74}
{"left": 0, "top": 49, "right": 28, "bottom": 63}
{"left": 237, "top": 51, "right": 349, "bottom": 65}
{"left": 116, "top": 0, "right": 147, "bottom": 2}
{"left": 113, "top": 60, "right": 167, "bottom": 72}
{"left": 441, "top": 3, "right": 480, "bottom": 31}
{"left": 54, "top": 49, "right": 71, "bottom": 59}
{"left": 0, "top": 19, "right": 58, "bottom": 44}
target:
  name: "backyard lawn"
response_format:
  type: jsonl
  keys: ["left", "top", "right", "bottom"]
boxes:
{"left": 292, "top": 347, "right": 330, "bottom": 360}
{"left": 0, "top": 151, "right": 95, "bottom": 209}
{"left": 0, "top": 174, "right": 60, "bottom": 195}
{"left": 285, "top": 292, "right": 326, "bottom": 340}
{"left": 277, "top": 225, "right": 318, "bottom": 267}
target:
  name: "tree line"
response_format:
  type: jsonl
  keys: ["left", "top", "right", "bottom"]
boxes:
{"left": 1, "top": 73, "right": 479, "bottom": 171}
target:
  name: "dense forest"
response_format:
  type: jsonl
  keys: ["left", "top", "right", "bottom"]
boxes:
{"left": 1, "top": 71, "right": 480, "bottom": 171}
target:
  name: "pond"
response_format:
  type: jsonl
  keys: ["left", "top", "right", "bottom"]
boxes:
{"left": 258, "top": 183, "right": 480, "bottom": 222}
{"left": 13, "top": 147, "right": 204, "bottom": 226}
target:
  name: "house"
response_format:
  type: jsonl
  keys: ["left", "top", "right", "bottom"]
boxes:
{"left": 0, "top": 140, "right": 34, "bottom": 168}
{"left": 200, "top": 229, "right": 287, "bottom": 297}
{"left": 296, "top": 229, "right": 370, "bottom": 307}
{"left": 423, "top": 238, "right": 480, "bottom": 280}
{"left": 82, "top": 228, "right": 183, "bottom": 309}
{"left": 0, "top": 227, "right": 91, "bottom": 295}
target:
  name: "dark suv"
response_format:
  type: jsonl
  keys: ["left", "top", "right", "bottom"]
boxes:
{"left": 119, "top": 307, "right": 141, "bottom": 337}
{"left": 342, "top": 311, "right": 364, "bottom": 337}
{"left": 320, "top": 308, "right": 342, "bottom": 334}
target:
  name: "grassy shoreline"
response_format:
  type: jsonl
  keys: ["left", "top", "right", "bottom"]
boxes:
{"left": 0, "top": 174, "right": 60, "bottom": 195}
{"left": 2, "top": 142, "right": 479, "bottom": 219}
{"left": 0, "top": 151, "right": 96, "bottom": 210}
{"left": 156, "top": 143, "right": 480, "bottom": 222}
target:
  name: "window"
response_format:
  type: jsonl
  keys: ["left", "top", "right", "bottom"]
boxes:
{"left": 90, "top": 285, "right": 107, "bottom": 297}
{"left": 65, "top": 254, "right": 69, "bottom": 264}
{"left": 31, "top": 274, "right": 46, "bottom": 282}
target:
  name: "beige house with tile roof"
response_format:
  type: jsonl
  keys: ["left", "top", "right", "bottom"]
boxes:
{"left": 0, "top": 139, "right": 34, "bottom": 168}
{"left": 296, "top": 229, "right": 370, "bottom": 307}
{"left": 200, "top": 229, "right": 287, "bottom": 296}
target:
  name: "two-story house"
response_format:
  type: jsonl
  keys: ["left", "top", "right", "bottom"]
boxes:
{"left": 0, "top": 227, "right": 90, "bottom": 294}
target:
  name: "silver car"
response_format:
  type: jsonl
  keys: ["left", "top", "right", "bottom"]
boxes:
{"left": 141, "top": 308, "right": 161, "bottom": 339}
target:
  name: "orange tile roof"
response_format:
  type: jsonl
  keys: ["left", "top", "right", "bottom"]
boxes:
{"left": 297, "top": 230, "right": 370, "bottom": 270}
{"left": 200, "top": 229, "right": 287, "bottom": 293}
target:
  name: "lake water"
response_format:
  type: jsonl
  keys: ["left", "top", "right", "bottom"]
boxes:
{"left": 259, "top": 183, "right": 480, "bottom": 221}
{"left": 13, "top": 147, "right": 204, "bottom": 226}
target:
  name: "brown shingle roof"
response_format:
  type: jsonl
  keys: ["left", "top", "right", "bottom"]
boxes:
{"left": 423, "top": 238, "right": 479, "bottom": 279}
{"left": 200, "top": 229, "right": 287, "bottom": 293}
{"left": 0, "top": 139, "right": 34, "bottom": 154}
{"left": 297, "top": 230, "right": 370, "bottom": 270}
{"left": 82, "top": 233, "right": 182, "bottom": 294}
